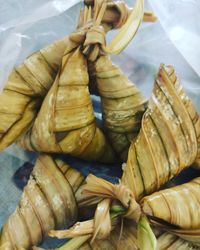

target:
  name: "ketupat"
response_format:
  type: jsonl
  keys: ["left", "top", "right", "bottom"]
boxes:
{"left": 141, "top": 177, "right": 200, "bottom": 247}
{"left": 93, "top": 55, "right": 147, "bottom": 161}
{"left": 17, "top": 46, "right": 116, "bottom": 162}
{"left": 122, "top": 64, "right": 200, "bottom": 199}
{"left": 0, "top": 154, "right": 86, "bottom": 249}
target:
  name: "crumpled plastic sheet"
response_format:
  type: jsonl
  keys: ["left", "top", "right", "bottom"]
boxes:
{"left": 123, "top": 0, "right": 200, "bottom": 111}
{"left": 0, "top": 0, "right": 199, "bottom": 248}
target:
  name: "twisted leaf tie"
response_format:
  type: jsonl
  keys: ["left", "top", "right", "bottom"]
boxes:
{"left": 50, "top": 174, "right": 141, "bottom": 241}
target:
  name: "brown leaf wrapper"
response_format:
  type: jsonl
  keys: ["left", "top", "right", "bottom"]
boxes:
{"left": 142, "top": 177, "right": 200, "bottom": 246}
{"left": 93, "top": 55, "right": 147, "bottom": 161}
{"left": 122, "top": 64, "right": 200, "bottom": 200}
{"left": 17, "top": 47, "right": 115, "bottom": 163}
{"left": 0, "top": 154, "right": 85, "bottom": 249}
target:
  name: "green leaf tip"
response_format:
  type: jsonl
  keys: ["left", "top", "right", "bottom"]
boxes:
{"left": 137, "top": 216, "right": 157, "bottom": 250}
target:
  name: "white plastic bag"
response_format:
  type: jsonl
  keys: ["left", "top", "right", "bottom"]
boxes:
{"left": 117, "top": 0, "right": 200, "bottom": 112}
{"left": 150, "top": 0, "right": 200, "bottom": 78}
{"left": 0, "top": 0, "right": 82, "bottom": 91}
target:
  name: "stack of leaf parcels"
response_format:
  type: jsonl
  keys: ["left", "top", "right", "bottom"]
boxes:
{"left": 0, "top": 0, "right": 199, "bottom": 249}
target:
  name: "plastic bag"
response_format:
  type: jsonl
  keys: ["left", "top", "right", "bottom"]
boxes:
{"left": 0, "top": 0, "right": 82, "bottom": 92}
{"left": 119, "top": 0, "right": 200, "bottom": 112}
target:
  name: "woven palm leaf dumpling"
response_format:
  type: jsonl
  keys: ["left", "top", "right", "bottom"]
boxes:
{"left": 91, "top": 54, "right": 147, "bottom": 162}
{"left": 0, "top": 154, "right": 87, "bottom": 249}
{"left": 122, "top": 64, "right": 200, "bottom": 199}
